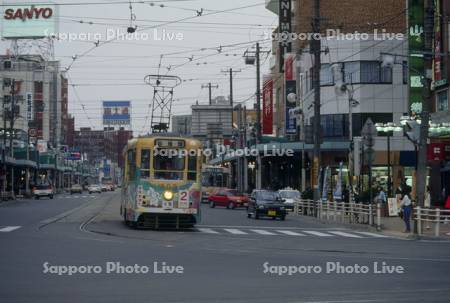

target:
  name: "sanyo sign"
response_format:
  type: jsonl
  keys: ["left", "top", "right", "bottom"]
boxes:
{"left": 1, "top": 3, "right": 58, "bottom": 39}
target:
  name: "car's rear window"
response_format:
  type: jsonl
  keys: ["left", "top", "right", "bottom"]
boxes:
{"left": 36, "top": 184, "right": 51, "bottom": 190}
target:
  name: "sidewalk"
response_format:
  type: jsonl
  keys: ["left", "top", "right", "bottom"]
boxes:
{"left": 380, "top": 216, "right": 450, "bottom": 240}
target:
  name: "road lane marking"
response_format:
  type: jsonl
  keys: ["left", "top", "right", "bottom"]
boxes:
{"left": 302, "top": 230, "right": 334, "bottom": 237}
{"left": 355, "top": 231, "right": 390, "bottom": 238}
{"left": 276, "top": 230, "right": 306, "bottom": 236}
{"left": 197, "top": 228, "right": 220, "bottom": 234}
{"left": 328, "top": 231, "right": 363, "bottom": 238}
{"left": 250, "top": 229, "right": 276, "bottom": 235}
{"left": 0, "top": 226, "right": 21, "bottom": 232}
{"left": 224, "top": 228, "right": 248, "bottom": 235}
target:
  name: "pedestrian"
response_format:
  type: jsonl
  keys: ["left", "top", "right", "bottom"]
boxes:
{"left": 424, "top": 186, "right": 431, "bottom": 230}
{"left": 376, "top": 187, "right": 387, "bottom": 204}
{"left": 400, "top": 192, "right": 412, "bottom": 233}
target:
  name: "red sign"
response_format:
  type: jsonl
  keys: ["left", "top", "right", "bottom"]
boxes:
{"left": 284, "top": 55, "right": 294, "bottom": 81}
{"left": 262, "top": 77, "right": 273, "bottom": 135}
{"left": 428, "top": 143, "right": 445, "bottom": 161}
{"left": 4, "top": 8, "right": 53, "bottom": 20}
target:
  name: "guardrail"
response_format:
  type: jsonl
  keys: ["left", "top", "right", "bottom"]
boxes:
{"left": 293, "top": 199, "right": 380, "bottom": 229}
{"left": 414, "top": 207, "right": 450, "bottom": 237}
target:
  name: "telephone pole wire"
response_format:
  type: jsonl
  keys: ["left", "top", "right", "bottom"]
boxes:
{"left": 201, "top": 83, "right": 219, "bottom": 105}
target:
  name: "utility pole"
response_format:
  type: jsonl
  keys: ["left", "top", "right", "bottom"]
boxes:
{"left": 1, "top": 78, "right": 8, "bottom": 196}
{"left": 201, "top": 83, "right": 219, "bottom": 105}
{"left": 312, "top": 0, "right": 321, "bottom": 212}
{"left": 9, "top": 79, "right": 16, "bottom": 199}
{"left": 221, "top": 68, "right": 241, "bottom": 128}
{"left": 255, "top": 43, "right": 262, "bottom": 189}
{"left": 416, "top": 0, "right": 434, "bottom": 209}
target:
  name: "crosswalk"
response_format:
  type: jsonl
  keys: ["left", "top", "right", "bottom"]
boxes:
{"left": 196, "top": 227, "right": 390, "bottom": 239}
{"left": 0, "top": 226, "right": 21, "bottom": 233}
{"left": 63, "top": 195, "right": 97, "bottom": 199}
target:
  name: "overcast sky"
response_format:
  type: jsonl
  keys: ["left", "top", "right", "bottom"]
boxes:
{"left": 1, "top": 0, "right": 277, "bottom": 135}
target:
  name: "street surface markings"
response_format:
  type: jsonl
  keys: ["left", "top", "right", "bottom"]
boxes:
{"left": 250, "top": 229, "right": 277, "bottom": 235}
{"left": 224, "top": 228, "right": 248, "bottom": 235}
{"left": 275, "top": 230, "right": 306, "bottom": 236}
{"left": 354, "top": 231, "right": 390, "bottom": 238}
{"left": 82, "top": 195, "right": 88, "bottom": 198}
{"left": 197, "top": 228, "right": 220, "bottom": 234}
{"left": 0, "top": 226, "right": 21, "bottom": 232}
{"left": 302, "top": 230, "right": 334, "bottom": 237}
{"left": 327, "top": 231, "right": 363, "bottom": 238}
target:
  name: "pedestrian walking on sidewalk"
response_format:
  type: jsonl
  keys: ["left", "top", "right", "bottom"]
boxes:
{"left": 424, "top": 187, "right": 431, "bottom": 230}
{"left": 400, "top": 193, "right": 412, "bottom": 233}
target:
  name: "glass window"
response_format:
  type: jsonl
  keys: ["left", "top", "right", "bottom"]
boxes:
{"left": 361, "top": 62, "right": 380, "bottom": 83}
{"left": 140, "top": 149, "right": 151, "bottom": 178}
{"left": 153, "top": 150, "right": 185, "bottom": 180}
{"left": 344, "top": 62, "right": 360, "bottom": 84}
{"left": 127, "top": 149, "right": 136, "bottom": 181}
{"left": 320, "top": 64, "right": 334, "bottom": 86}
{"left": 402, "top": 61, "right": 408, "bottom": 84}
{"left": 437, "top": 90, "right": 449, "bottom": 111}
{"left": 187, "top": 156, "right": 197, "bottom": 181}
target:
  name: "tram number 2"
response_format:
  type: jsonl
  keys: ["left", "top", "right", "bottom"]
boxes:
{"left": 178, "top": 191, "right": 189, "bottom": 209}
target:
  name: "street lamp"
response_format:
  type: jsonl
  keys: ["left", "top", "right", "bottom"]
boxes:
{"left": 375, "top": 122, "right": 402, "bottom": 197}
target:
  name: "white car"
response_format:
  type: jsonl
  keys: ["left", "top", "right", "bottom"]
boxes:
{"left": 33, "top": 184, "right": 54, "bottom": 199}
{"left": 88, "top": 185, "right": 102, "bottom": 194}
{"left": 278, "top": 189, "right": 301, "bottom": 211}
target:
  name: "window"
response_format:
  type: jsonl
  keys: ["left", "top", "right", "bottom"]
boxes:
{"left": 140, "top": 149, "right": 151, "bottom": 178}
{"left": 402, "top": 61, "right": 408, "bottom": 84}
{"left": 320, "top": 64, "right": 334, "bottom": 86}
{"left": 187, "top": 155, "right": 197, "bottom": 181}
{"left": 436, "top": 90, "right": 449, "bottom": 112}
{"left": 343, "top": 61, "right": 392, "bottom": 84}
{"left": 153, "top": 149, "right": 185, "bottom": 180}
{"left": 127, "top": 149, "right": 136, "bottom": 181}
{"left": 344, "top": 62, "right": 360, "bottom": 84}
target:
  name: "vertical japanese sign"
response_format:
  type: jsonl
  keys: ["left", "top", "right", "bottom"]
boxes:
{"left": 26, "top": 92, "right": 33, "bottom": 121}
{"left": 279, "top": 0, "right": 292, "bottom": 73}
{"left": 262, "top": 76, "right": 273, "bottom": 135}
{"left": 408, "top": 0, "right": 425, "bottom": 114}
{"left": 433, "top": 0, "right": 444, "bottom": 86}
{"left": 285, "top": 54, "right": 296, "bottom": 134}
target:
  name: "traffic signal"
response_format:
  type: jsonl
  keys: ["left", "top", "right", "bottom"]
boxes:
{"left": 404, "top": 120, "right": 420, "bottom": 144}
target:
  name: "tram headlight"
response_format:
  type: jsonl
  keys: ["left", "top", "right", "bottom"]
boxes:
{"left": 163, "top": 190, "right": 174, "bottom": 201}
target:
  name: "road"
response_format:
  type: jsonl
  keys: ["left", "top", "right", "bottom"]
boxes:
{"left": 1, "top": 192, "right": 449, "bottom": 303}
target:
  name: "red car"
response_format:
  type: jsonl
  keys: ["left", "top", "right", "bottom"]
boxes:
{"left": 208, "top": 189, "right": 249, "bottom": 209}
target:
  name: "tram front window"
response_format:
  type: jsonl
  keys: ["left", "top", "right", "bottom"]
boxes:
{"left": 153, "top": 152, "right": 185, "bottom": 180}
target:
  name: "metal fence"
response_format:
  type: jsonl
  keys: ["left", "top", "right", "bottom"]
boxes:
{"left": 414, "top": 207, "right": 450, "bottom": 237}
{"left": 293, "top": 199, "right": 381, "bottom": 230}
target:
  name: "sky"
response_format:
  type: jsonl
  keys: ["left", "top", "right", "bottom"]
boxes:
{"left": 1, "top": 0, "right": 277, "bottom": 136}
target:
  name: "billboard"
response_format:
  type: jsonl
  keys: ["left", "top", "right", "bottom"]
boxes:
{"left": 278, "top": 0, "right": 292, "bottom": 73}
{"left": 103, "top": 101, "right": 131, "bottom": 126}
{"left": 262, "top": 76, "right": 273, "bottom": 135}
{"left": 1, "top": 3, "right": 58, "bottom": 39}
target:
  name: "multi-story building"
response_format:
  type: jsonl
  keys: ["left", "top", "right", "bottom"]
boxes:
{"left": 103, "top": 127, "right": 133, "bottom": 169}
{"left": 191, "top": 101, "right": 233, "bottom": 145}
{"left": 73, "top": 128, "right": 105, "bottom": 165}
{"left": 171, "top": 115, "right": 192, "bottom": 136}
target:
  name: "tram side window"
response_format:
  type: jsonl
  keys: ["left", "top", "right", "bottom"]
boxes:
{"left": 140, "top": 149, "right": 151, "bottom": 178}
{"left": 127, "top": 149, "right": 136, "bottom": 180}
{"left": 187, "top": 156, "right": 197, "bottom": 181}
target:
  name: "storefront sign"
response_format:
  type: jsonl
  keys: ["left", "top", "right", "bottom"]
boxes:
{"left": 278, "top": 0, "right": 292, "bottom": 73}
{"left": 262, "top": 76, "right": 273, "bottom": 135}
{"left": 428, "top": 143, "right": 445, "bottom": 161}
{"left": 26, "top": 92, "right": 33, "bottom": 121}
{"left": 285, "top": 80, "right": 297, "bottom": 135}
{"left": 408, "top": 0, "right": 425, "bottom": 114}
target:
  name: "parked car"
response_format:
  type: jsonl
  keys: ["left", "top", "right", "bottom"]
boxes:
{"left": 88, "top": 184, "right": 102, "bottom": 194}
{"left": 208, "top": 189, "right": 249, "bottom": 209}
{"left": 100, "top": 184, "right": 109, "bottom": 192}
{"left": 278, "top": 189, "right": 301, "bottom": 211}
{"left": 33, "top": 184, "right": 54, "bottom": 199}
{"left": 247, "top": 190, "right": 287, "bottom": 220}
{"left": 70, "top": 184, "right": 83, "bottom": 194}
